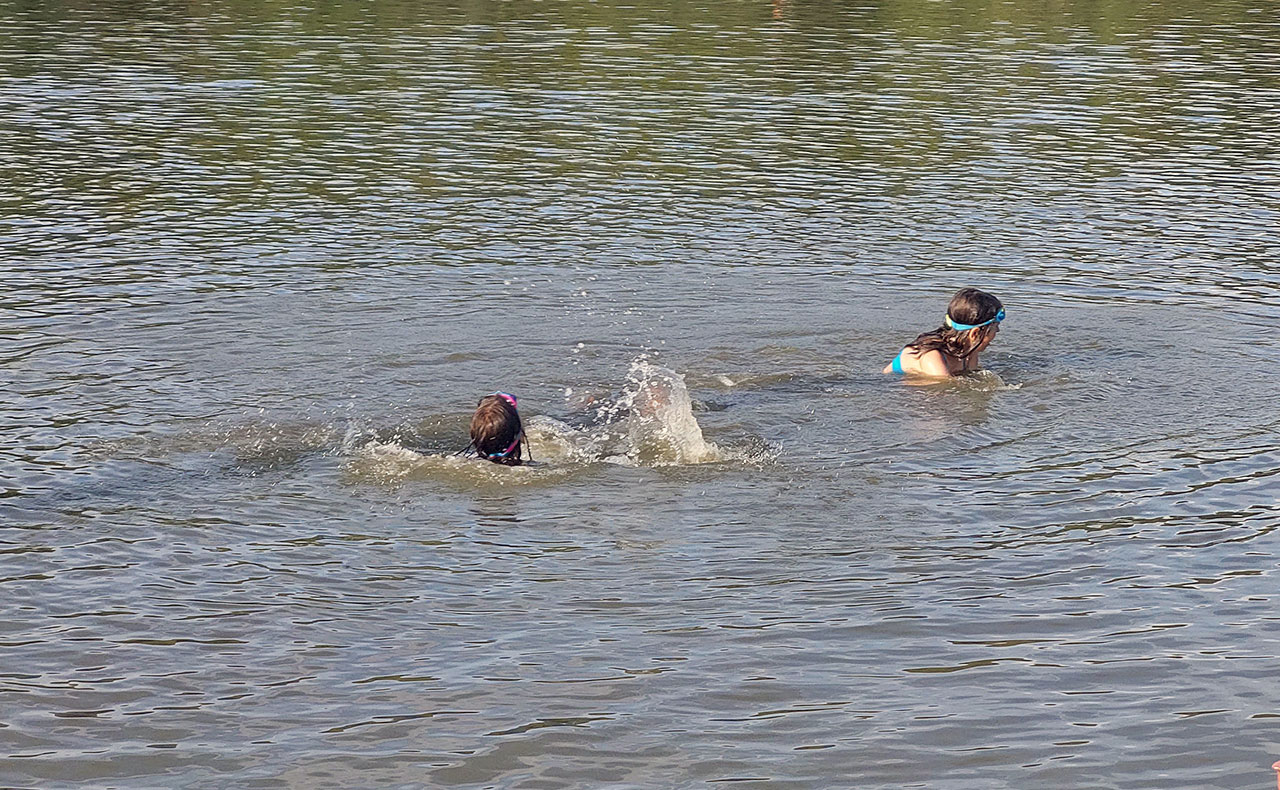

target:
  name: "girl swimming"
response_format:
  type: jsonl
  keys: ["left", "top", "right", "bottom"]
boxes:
{"left": 465, "top": 392, "right": 528, "bottom": 465}
{"left": 884, "top": 288, "right": 1005, "bottom": 377}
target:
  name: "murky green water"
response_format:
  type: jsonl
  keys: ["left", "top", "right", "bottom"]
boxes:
{"left": 4, "top": 0, "right": 1280, "bottom": 787}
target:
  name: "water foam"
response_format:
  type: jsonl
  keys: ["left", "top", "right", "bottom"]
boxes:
{"left": 954, "top": 369, "right": 1023, "bottom": 392}
{"left": 343, "top": 361, "right": 733, "bottom": 483}
{"left": 109, "top": 361, "right": 747, "bottom": 487}
{"left": 618, "top": 360, "right": 722, "bottom": 465}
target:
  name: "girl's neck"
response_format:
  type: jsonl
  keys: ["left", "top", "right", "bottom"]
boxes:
{"left": 947, "top": 350, "right": 978, "bottom": 374}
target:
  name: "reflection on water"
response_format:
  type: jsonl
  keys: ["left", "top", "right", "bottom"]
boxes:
{"left": 3, "top": 0, "right": 1280, "bottom": 787}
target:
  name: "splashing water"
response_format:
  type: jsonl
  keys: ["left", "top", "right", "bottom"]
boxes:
{"left": 948, "top": 369, "right": 1023, "bottom": 392}
{"left": 519, "top": 361, "right": 727, "bottom": 467}
{"left": 106, "top": 360, "right": 742, "bottom": 487}
{"left": 619, "top": 360, "right": 721, "bottom": 465}
{"left": 509, "top": 361, "right": 726, "bottom": 468}
{"left": 344, "top": 360, "right": 731, "bottom": 483}
{"left": 344, "top": 440, "right": 584, "bottom": 488}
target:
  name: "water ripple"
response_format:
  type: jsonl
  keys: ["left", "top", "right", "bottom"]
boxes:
{"left": 4, "top": 0, "right": 1280, "bottom": 787}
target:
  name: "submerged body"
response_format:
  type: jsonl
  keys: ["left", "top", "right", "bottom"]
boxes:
{"left": 884, "top": 288, "right": 1004, "bottom": 379}
{"left": 885, "top": 344, "right": 986, "bottom": 377}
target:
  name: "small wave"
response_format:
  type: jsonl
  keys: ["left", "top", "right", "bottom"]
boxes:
{"left": 894, "top": 369, "right": 1022, "bottom": 393}
{"left": 685, "top": 370, "right": 798, "bottom": 391}
{"left": 92, "top": 419, "right": 342, "bottom": 470}
{"left": 955, "top": 369, "right": 1022, "bottom": 392}
{"left": 342, "top": 440, "right": 582, "bottom": 487}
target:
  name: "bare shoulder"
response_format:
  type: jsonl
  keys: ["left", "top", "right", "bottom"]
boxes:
{"left": 914, "top": 349, "right": 953, "bottom": 378}
{"left": 885, "top": 346, "right": 951, "bottom": 378}
{"left": 883, "top": 346, "right": 917, "bottom": 374}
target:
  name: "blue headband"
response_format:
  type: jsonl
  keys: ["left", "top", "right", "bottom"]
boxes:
{"left": 945, "top": 308, "right": 1005, "bottom": 331}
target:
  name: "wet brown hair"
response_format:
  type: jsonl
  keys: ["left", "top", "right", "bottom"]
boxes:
{"left": 469, "top": 394, "right": 523, "bottom": 466}
{"left": 907, "top": 288, "right": 1004, "bottom": 360}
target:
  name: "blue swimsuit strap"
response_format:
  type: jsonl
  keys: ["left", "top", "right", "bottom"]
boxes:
{"left": 890, "top": 350, "right": 905, "bottom": 374}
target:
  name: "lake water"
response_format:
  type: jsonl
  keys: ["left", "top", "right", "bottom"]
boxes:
{"left": 3, "top": 0, "right": 1280, "bottom": 787}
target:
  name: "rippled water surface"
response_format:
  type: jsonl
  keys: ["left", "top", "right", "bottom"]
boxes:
{"left": 4, "top": 0, "right": 1280, "bottom": 787}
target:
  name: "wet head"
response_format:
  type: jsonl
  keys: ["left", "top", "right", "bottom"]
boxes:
{"left": 943, "top": 287, "right": 1005, "bottom": 356}
{"left": 470, "top": 392, "right": 524, "bottom": 465}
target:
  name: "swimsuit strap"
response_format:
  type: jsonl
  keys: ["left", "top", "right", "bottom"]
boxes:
{"left": 484, "top": 433, "right": 523, "bottom": 460}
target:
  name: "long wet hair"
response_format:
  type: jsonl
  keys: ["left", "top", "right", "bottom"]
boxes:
{"left": 907, "top": 288, "right": 1004, "bottom": 360}
{"left": 467, "top": 393, "right": 524, "bottom": 466}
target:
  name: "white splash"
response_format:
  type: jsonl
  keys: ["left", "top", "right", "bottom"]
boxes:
{"left": 342, "top": 360, "right": 735, "bottom": 486}
{"left": 619, "top": 360, "right": 721, "bottom": 465}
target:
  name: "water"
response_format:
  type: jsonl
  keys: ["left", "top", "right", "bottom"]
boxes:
{"left": 3, "top": 0, "right": 1280, "bottom": 787}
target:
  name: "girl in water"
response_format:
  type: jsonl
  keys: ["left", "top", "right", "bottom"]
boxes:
{"left": 884, "top": 288, "right": 1005, "bottom": 377}
{"left": 465, "top": 392, "right": 528, "bottom": 465}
